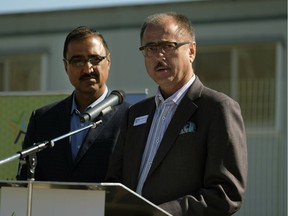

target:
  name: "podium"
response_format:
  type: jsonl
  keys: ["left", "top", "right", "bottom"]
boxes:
{"left": 0, "top": 181, "right": 172, "bottom": 216}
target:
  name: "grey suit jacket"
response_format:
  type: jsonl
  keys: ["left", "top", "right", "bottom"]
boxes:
{"left": 18, "top": 92, "right": 130, "bottom": 182}
{"left": 106, "top": 77, "right": 247, "bottom": 216}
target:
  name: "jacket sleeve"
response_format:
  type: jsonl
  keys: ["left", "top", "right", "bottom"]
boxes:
{"left": 159, "top": 98, "right": 248, "bottom": 216}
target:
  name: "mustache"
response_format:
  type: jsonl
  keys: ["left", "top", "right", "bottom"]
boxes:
{"left": 79, "top": 73, "right": 99, "bottom": 81}
{"left": 154, "top": 62, "right": 170, "bottom": 71}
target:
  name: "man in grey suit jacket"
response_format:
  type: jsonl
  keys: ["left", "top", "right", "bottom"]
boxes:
{"left": 17, "top": 26, "right": 129, "bottom": 182}
{"left": 106, "top": 12, "right": 247, "bottom": 215}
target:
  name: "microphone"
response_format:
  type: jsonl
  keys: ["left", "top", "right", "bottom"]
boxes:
{"left": 80, "top": 90, "right": 125, "bottom": 123}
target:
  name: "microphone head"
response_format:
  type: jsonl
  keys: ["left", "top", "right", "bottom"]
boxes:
{"left": 111, "top": 90, "right": 125, "bottom": 104}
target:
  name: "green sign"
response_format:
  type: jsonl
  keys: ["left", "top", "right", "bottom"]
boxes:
{"left": 0, "top": 93, "right": 67, "bottom": 180}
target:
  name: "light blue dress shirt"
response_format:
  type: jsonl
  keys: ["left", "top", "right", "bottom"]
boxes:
{"left": 70, "top": 87, "right": 108, "bottom": 159}
{"left": 136, "top": 75, "right": 195, "bottom": 195}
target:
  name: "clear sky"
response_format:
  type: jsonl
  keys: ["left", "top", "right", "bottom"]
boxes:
{"left": 0, "top": 0, "right": 191, "bottom": 14}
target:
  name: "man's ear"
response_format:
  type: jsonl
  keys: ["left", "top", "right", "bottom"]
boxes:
{"left": 107, "top": 53, "right": 111, "bottom": 63}
{"left": 63, "top": 60, "right": 68, "bottom": 73}
{"left": 106, "top": 54, "right": 111, "bottom": 67}
{"left": 189, "top": 41, "right": 196, "bottom": 63}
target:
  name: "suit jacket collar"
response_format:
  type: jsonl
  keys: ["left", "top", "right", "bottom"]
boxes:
{"left": 73, "top": 94, "right": 119, "bottom": 164}
{"left": 147, "top": 76, "right": 204, "bottom": 177}
{"left": 55, "top": 94, "right": 75, "bottom": 167}
{"left": 63, "top": 91, "right": 115, "bottom": 166}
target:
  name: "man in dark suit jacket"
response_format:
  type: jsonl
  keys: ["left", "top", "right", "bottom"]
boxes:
{"left": 106, "top": 12, "right": 247, "bottom": 216}
{"left": 17, "top": 26, "right": 129, "bottom": 182}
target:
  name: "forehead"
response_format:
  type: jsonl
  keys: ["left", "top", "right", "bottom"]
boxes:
{"left": 143, "top": 19, "right": 180, "bottom": 43}
{"left": 67, "top": 35, "right": 105, "bottom": 55}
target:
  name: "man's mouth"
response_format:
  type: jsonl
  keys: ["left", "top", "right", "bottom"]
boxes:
{"left": 80, "top": 75, "right": 98, "bottom": 81}
{"left": 156, "top": 66, "right": 169, "bottom": 72}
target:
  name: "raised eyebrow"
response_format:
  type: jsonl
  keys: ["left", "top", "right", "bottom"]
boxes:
{"left": 69, "top": 55, "right": 84, "bottom": 60}
{"left": 149, "top": 41, "right": 175, "bottom": 46}
{"left": 88, "top": 54, "right": 103, "bottom": 58}
{"left": 69, "top": 55, "right": 102, "bottom": 59}
{"left": 161, "top": 41, "right": 176, "bottom": 45}
{"left": 144, "top": 42, "right": 158, "bottom": 47}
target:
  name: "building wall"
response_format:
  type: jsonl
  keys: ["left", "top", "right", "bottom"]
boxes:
{"left": 0, "top": 0, "right": 286, "bottom": 96}
{"left": 0, "top": 0, "right": 287, "bottom": 215}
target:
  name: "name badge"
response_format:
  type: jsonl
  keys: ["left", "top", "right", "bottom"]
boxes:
{"left": 133, "top": 115, "right": 148, "bottom": 126}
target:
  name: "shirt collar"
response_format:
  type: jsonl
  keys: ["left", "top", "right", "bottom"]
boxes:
{"left": 71, "top": 86, "right": 109, "bottom": 114}
{"left": 155, "top": 75, "right": 195, "bottom": 108}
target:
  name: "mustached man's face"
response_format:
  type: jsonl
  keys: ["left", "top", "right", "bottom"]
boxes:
{"left": 64, "top": 35, "right": 110, "bottom": 97}
{"left": 141, "top": 16, "right": 196, "bottom": 97}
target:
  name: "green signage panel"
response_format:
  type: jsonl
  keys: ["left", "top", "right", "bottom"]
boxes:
{"left": 0, "top": 93, "right": 68, "bottom": 180}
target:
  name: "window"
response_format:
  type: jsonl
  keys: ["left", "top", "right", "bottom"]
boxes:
{"left": 195, "top": 43, "right": 277, "bottom": 129}
{"left": 0, "top": 54, "right": 42, "bottom": 91}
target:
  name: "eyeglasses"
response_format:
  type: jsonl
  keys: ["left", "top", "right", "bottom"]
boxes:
{"left": 139, "top": 41, "right": 191, "bottom": 57}
{"left": 63, "top": 55, "right": 108, "bottom": 67}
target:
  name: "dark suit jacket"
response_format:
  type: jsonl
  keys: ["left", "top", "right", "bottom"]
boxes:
{"left": 106, "top": 77, "right": 247, "bottom": 216}
{"left": 18, "top": 93, "right": 130, "bottom": 182}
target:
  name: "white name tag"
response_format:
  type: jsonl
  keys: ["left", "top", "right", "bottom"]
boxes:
{"left": 133, "top": 115, "right": 148, "bottom": 126}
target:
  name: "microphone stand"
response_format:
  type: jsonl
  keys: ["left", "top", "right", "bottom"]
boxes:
{"left": 0, "top": 119, "right": 103, "bottom": 216}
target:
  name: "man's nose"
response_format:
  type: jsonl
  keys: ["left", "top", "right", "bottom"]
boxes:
{"left": 82, "top": 60, "right": 94, "bottom": 73}
{"left": 154, "top": 46, "right": 166, "bottom": 56}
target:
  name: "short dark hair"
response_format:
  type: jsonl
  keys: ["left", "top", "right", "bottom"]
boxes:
{"left": 63, "top": 26, "right": 109, "bottom": 58}
{"left": 140, "top": 12, "right": 195, "bottom": 43}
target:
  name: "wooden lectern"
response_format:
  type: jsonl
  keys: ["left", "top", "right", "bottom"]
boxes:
{"left": 0, "top": 181, "right": 172, "bottom": 216}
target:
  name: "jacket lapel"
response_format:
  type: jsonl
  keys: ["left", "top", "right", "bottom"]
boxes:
{"left": 128, "top": 100, "right": 156, "bottom": 188}
{"left": 72, "top": 91, "right": 113, "bottom": 164}
{"left": 55, "top": 95, "right": 75, "bottom": 167}
{"left": 147, "top": 77, "right": 204, "bottom": 176}
{"left": 73, "top": 109, "right": 114, "bottom": 164}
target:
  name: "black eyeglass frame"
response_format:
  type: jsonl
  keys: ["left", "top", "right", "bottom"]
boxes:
{"left": 139, "top": 41, "right": 191, "bottom": 57}
{"left": 63, "top": 54, "right": 108, "bottom": 67}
